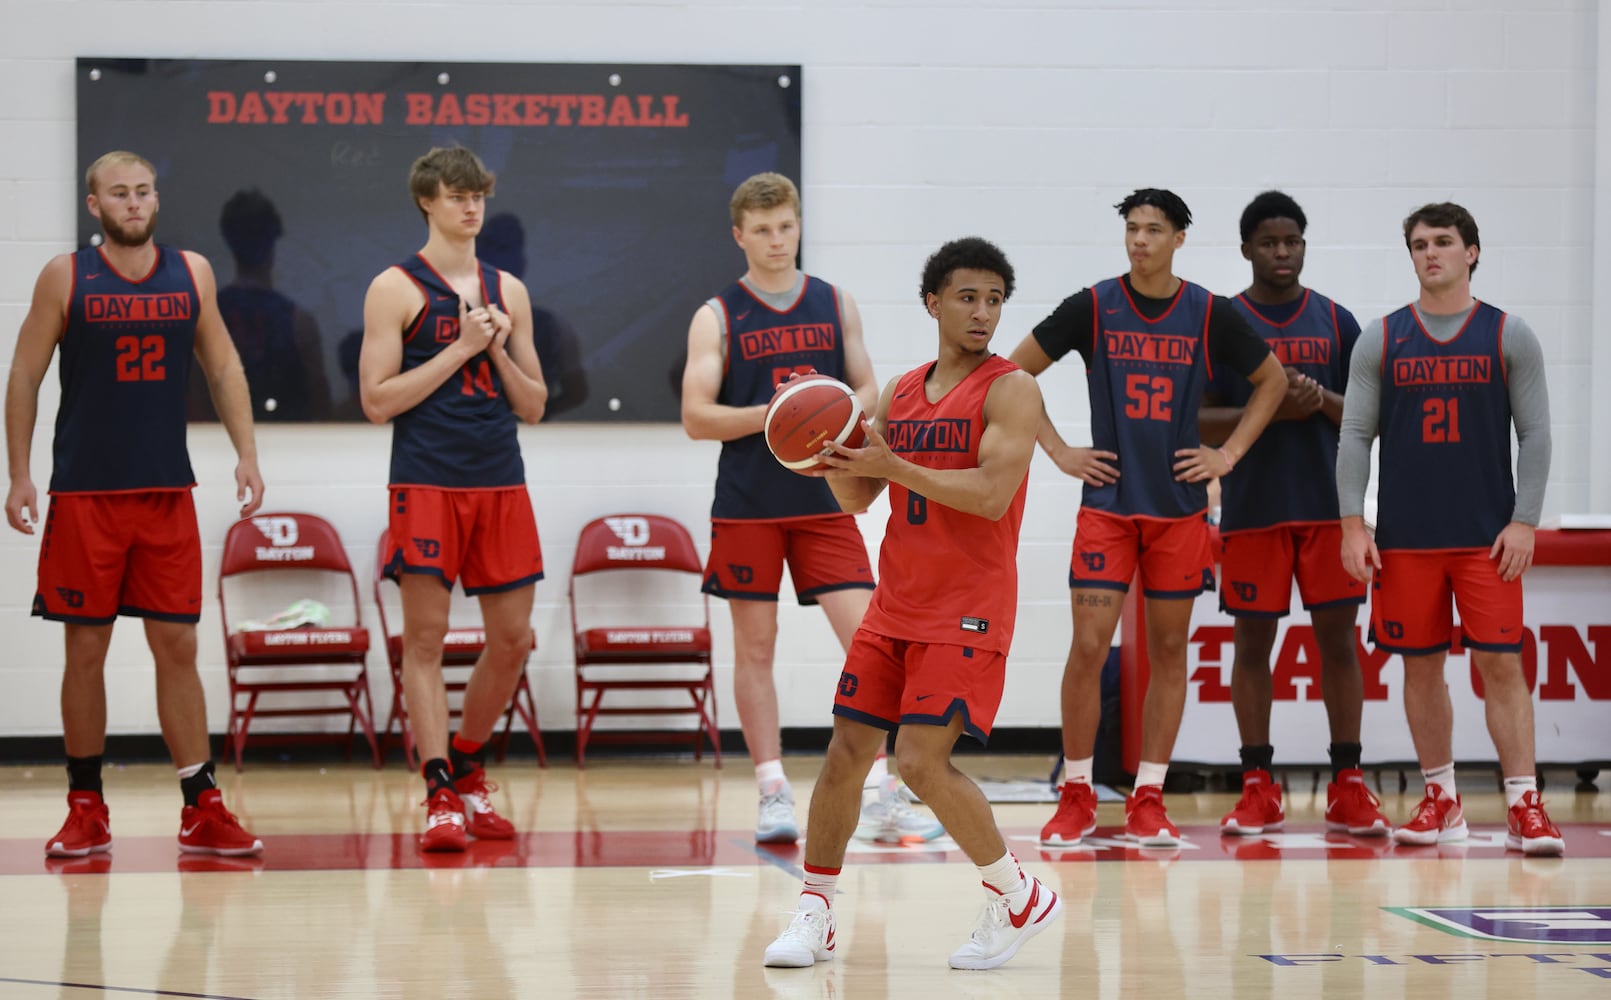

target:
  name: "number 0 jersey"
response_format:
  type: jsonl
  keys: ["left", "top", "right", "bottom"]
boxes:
{"left": 387, "top": 254, "right": 523, "bottom": 489}
{"left": 52, "top": 245, "right": 197, "bottom": 494}
{"left": 858, "top": 355, "right": 1028, "bottom": 654}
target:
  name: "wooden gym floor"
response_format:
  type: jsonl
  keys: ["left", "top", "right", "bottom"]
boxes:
{"left": 2, "top": 756, "right": 1609, "bottom": 999}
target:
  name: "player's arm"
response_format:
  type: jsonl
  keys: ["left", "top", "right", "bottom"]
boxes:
{"left": 1491, "top": 315, "right": 1552, "bottom": 581}
{"left": 823, "top": 376, "right": 897, "bottom": 514}
{"left": 187, "top": 251, "right": 265, "bottom": 517}
{"left": 485, "top": 274, "right": 548, "bottom": 424}
{"left": 1175, "top": 302, "right": 1283, "bottom": 481}
{"left": 1316, "top": 305, "right": 1362, "bottom": 427}
{"left": 680, "top": 303, "right": 765, "bottom": 441}
{"left": 825, "top": 370, "right": 1042, "bottom": 521}
{"left": 1007, "top": 292, "right": 1118, "bottom": 487}
{"left": 1337, "top": 321, "right": 1385, "bottom": 582}
{"left": 358, "top": 268, "right": 480, "bottom": 424}
{"left": 837, "top": 290, "right": 879, "bottom": 416}
{"left": 4, "top": 255, "right": 71, "bottom": 533}
{"left": 1199, "top": 369, "right": 1323, "bottom": 445}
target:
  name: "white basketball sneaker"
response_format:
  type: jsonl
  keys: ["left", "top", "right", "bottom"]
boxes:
{"left": 763, "top": 899, "right": 836, "bottom": 968}
{"left": 756, "top": 786, "right": 799, "bottom": 844}
{"left": 948, "top": 877, "right": 1063, "bottom": 971}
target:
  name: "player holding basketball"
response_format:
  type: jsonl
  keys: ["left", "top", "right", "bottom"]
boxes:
{"left": 360, "top": 146, "right": 547, "bottom": 853}
{"left": 7, "top": 150, "right": 266, "bottom": 857}
{"left": 1337, "top": 201, "right": 1562, "bottom": 856}
{"left": 682, "top": 173, "right": 939, "bottom": 845}
{"left": 764, "top": 236, "right": 1061, "bottom": 971}
{"left": 1201, "top": 191, "right": 1389, "bottom": 837}
{"left": 1008, "top": 188, "right": 1285, "bottom": 848}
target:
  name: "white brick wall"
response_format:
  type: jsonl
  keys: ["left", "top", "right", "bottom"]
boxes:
{"left": 0, "top": 0, "right": 1601, "bottom": 740}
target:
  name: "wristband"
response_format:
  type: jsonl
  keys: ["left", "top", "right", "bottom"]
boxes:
{"left": 1218, "top": 447, "right": 1235, "bottom": 472}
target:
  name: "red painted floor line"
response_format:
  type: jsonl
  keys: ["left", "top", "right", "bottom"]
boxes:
{"left": 4, "top": 824, "right": 1606, "bottom": 876}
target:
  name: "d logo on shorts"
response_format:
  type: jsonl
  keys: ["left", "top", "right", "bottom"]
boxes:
{"left": 838, "top": 672, "right": 859, "bottom": 698}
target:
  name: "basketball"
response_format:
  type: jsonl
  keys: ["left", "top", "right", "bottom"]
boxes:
{"left": 764, "top": 374, "right": 866, "bottom": 474}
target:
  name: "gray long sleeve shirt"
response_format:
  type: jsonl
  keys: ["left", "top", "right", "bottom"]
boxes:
{"left": 1336, "top": 304, "right": 1551, "bottom": 527}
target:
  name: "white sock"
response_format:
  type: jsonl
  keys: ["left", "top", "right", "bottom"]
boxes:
{"left": 1134, "top": 760, "right": 1169, "bottom": 790}
{"left": 1422, "top": 763, "right": 1457, "bottom": 800}
{"left": 977, "top": 851, "right": 1028, "bottom": 901}
{"left": 801, "top": 864, "right": 839, "bottom": 909}
{"left": 756, "top": 759, "right": 787, "bottom": 794}
{"left": 1063, "top": 756, "right": 1094, "bottom": 786}
{"left": 176, "top": 761, "right": 207, "bottom": 780}
{"left": 1503, "top": 775, "right": 1537, "bottom": 809}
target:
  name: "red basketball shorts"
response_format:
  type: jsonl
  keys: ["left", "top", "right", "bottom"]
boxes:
{"left": 1219, "top": 522, "right": 1365, "bottom": 618}
{"left": 1069, "top": 507, "right": 1214, "bottom": 599}
{"left": 386, "top": 486, "right": 543, "bottom": 594}
{"left": 33, "top": 490, "right": 203, "bottom": 625}
{"left": 702, "top": 515, "right": 874, "bottom": 605}
{"left": 1370, "top": 548, "right": 1523, "bottom": 655}
{"left": 831, "top": 628, "right": 1006, "bottom": 745}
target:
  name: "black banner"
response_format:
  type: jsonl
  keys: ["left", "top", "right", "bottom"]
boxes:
{"left": 77, "top": 58, "right": 803, "bottom": 423}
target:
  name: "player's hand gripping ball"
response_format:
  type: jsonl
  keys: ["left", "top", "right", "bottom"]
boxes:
{"left": 764, "top": 374, "right": 866, "bottom": 474}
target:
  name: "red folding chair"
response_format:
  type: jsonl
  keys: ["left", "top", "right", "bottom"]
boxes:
{"left": 373, "top": 527, "right": 545, "bottom": 771}
{"left": 569, "top": 514, "right": 719, "bottom": 767}
{"left": 218, "top": 513, "right": 379, "bottom": 771}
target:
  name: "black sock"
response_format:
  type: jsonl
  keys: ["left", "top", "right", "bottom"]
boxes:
{"left": 1239, "top": 744, "right": 1275, "bottom": 773}
{"left": 67, "top": 755, "right": 104, "bottom": 796}
{"left": 179, "top": 761, "right": 217, "bottom": 807}
{"left": 423, "top": 758, "right": 455, "bottom": 797}
{"left": 448, "top": 742, "right": 484, "bottom": 779}
{"left": 1329, "top": 742, "right": 1363, "bottom": 780}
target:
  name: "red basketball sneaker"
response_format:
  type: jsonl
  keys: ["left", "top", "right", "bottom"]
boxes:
{"left": 1039, "top": 781, "right": 1099, "bottom": 847}
{"left": 1326, "top": 769, "right": 1390, "bottom": 835}
{"left": 1124, "top": 785, "right": 1180, "bottom": 848}
{"left": 178, "top": 789, "right": 264, "bottom": 856}
{"left": 421, "top": 787, "right": 469, "bottom": 852}
{"left": 1220, "top": 770, "right": 1284, "bottom": 835}
{"left": 45, "top": 791, "right": 112, "bottom": 858}
{"left": 1392, "top": 784, "right": 1466, "bottom": 846}
{"left": 1506, "top": 790, "right": 1565, "bottom": 857}
{"left": 454, "top": 767, "right": 515, "bottom": 840}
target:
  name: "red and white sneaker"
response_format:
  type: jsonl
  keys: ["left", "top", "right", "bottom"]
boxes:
{"left": 45, "top": 791, "right": 112, "bottom": 858}
{"left": 763, "top": 898, "right": 836, "bottom": 968}
{"left": 1039, "top": 781, "right": 1099, "bottom": 846}
{"left": 1506, "top": 790, "right": 1565, "bottom": 856}
{"left": 948, "top": 876, "right": 1063, "bottom": 971}
{"left": 178, "top": 789, "right": 264, "bottom": 856}
{"left": 1220, "top": 770, "right": 1284, "bottom": 835}
{"left": 421, "top": 788, "right": 469, "bottom": 852}
{"left": 1125, "top": 785, "right": 1180, "bottom": 848}
{"left": 454, "top": 767, "right": 516, "bottom": 840}
{"left": 1326, "top": 768, "right": 1390, "bottom": 835}
{"left": 1392, "top": 784, "right": 1466, "bottom": 846}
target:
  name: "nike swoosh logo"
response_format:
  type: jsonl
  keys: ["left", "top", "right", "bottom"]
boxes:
{"left": 85, "top": 273, "right": 102, "bottom": 280}
{"left": 1104, "top": 308, "right": 1121, "bottom": 315}
{"left": 435, "top": 295, "right": 455, "bottom": 302}
{"left": 736, "top": 311, "right": 751, "bottom": 321}
{"left": 181, "top": 823, "right": 202, "bottom": 837}
{"left": 914, "top": 694, "right": 934, "bottom": 702}
{"left": 1499, "top": 627, "right": 1514, "bottom": 634}
{"left": 1008, "top": 882, "right": 1041, "bottom": 929}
